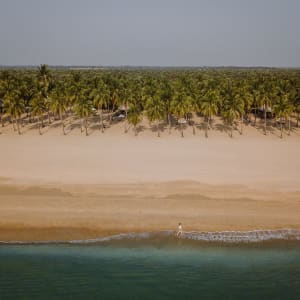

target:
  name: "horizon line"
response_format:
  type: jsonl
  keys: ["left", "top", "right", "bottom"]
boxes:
{"left": 0, "top": 64, "right": 300, "bottom": 70}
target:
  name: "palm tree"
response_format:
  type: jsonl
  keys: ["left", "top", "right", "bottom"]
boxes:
{"left": 65, "top": 71, "right": 85, "bottom": 126}
{"left": 222, "top": 94, "right": 244, "bottom": 138}
{"left": 74, "top": 94, "right": 93, "bottom": 136}
{"left": 37, "top": 64, "right": 51, "bottom": 84}
{"left": 19, "top": 76, "right": 36, "bottom": 124}
{"left": 49, "top": 87, "right": 68, "bottom": 135}
{"left": 170, "top": 90, "right": 192, "bottom": 137}
{"left": 127, "top": 103, "right": 143, "bottom": 136}
{"left": 0, "top": 98, "right": 3, "bottom": 131}
{"left": 158, "top": 80, "right": 173, "bottom": 134}
{"left": 91, "top": 82, "right": 110, "bottom": 133}
{"left": 0, "top": 75, "right": 15, "bottom": 129}
{"left": 257, "top": 85, "right": 273, "bottom": 135}
{"left": 145, "top": 95, "right": 166, "bottom": 137}
{"left": 109, "top": 89, "right": 120, "bottom": 124}
{"left": 119, "top": 80, "right": 137, "bottom": 133}
{"left": 200, "top": 89, "right": 219, "bottom": 137}
{"left": 3, "top": 90, "right": 25, "bottom": 134}
{"left": 273, "top": 95, "right": 292, "bottom": 138}
{"left": 31, "top": 93, "right": 46, "bottom": 135}
{"left": 234, "top": 92, "right": 247, "bottom": 135}
{"left": 0, "top": 83, "right": 5, "bottom": 129}
{"left": 237, "top": 84, "right": 253, "bottom": 132}
{"left": 68, "top": 72, "right": 83, "bottom": 104}
{"left": 251, "top": 90, "right": 260, "bottom": 126}
{"left": 293, "top": 88, "right": 300, "bottom": 127}
{"left": 37, "top": 64, "right": 54, "bottom": 125}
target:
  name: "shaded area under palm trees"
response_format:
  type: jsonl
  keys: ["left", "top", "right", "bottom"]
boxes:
{"left": 0, "top": 65, "right": 299, "bottom": 139}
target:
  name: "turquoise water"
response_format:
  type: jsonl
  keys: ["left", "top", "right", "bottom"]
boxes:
{"left": 0, "top": 239, "right": 299, "bottom": 299}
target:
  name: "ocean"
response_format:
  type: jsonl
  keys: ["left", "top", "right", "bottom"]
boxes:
{"left": 0, "top": 236, "right": 299, "bottom": 299}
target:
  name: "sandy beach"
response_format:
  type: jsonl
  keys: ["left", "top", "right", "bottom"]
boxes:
{"left": 1, "top": 119, "right": 300, "bottom": 241}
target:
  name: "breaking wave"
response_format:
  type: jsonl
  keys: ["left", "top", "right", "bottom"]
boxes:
{"left": 1, "top": 229, "right": 300, "bottom": 245}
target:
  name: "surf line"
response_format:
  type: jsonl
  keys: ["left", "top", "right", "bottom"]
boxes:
{"left": 0, "top": 229, "right": 300, "bottom": 245}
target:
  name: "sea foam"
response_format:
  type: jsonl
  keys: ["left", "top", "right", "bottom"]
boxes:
{"left": 1, "top": 229, "right": 299, "bottom": 245}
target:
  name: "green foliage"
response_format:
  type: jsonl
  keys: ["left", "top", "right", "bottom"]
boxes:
{"left": 50, "top": 84, "right": 67, "bottom": 115}
{"left": 145, "top": 95, "right": 166, "bottom": 123}
{"left": 200, "top": 89, "right": 220, "bottom": 120}
{"left": 222, "top": 94, "right": 244, "bottom": 124}
{"left": 273, "top": 95, "right": 292, "bottom": 120}
{"left": 74, "top": 95, "right": 93, "bottom": 119}
{"left": 127, "top": 105, "right": 143, "bottom": 134}
{"left": 31, "top": 93, "right": 46, "bottom": 118}
{"left": 0, "top": 66, "right": 299, "bottom": 137}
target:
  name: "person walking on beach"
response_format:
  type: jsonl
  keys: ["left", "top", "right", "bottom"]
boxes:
{"left": 177, "top": 222, "right": 183, "bottom": 238}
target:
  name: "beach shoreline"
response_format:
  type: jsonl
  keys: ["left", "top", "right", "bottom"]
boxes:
{"left": 1, "top": 129, "right": 300, "bottom": 242}
{"left": 0, "top": 180, "right": 299, "bottom": 242}
{"left": 1, "top": 229, "right": 300, "bottom": 245}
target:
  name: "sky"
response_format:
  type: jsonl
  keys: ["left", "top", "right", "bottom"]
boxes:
{"left": 0, "top": 0, "right": 299, "bottom": 67}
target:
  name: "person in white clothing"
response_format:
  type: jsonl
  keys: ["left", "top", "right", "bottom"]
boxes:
{"left": 177, "top": 222, "right": 183, "bottom": 237}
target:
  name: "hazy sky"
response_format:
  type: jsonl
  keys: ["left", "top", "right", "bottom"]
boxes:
{"left": 0, "top": 0, "right": 299, "bottom": 67}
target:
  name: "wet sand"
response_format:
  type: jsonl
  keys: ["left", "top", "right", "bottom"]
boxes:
{"left": 0, "top": 182, "right": 299, "bottom": 242}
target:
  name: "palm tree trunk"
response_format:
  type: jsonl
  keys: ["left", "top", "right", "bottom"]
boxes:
{"left": 206, "top": 119, "right": 209, "bottom": 138}
{"left": 192, "top": 116, "right": 196, "bottom": 135}
{"left": 85, "top": 118, "right": 88, "bottom": 136}
{"left": 17, "top": 117, "right": 21, "bottom": 135}
{"left": 240, "top": 114, "right": 243, "bottom": 135}
{"left": 254, "top": 108, "right": 257, "bottom": 126}
{"left": 60, "top": 110, "right": 65, "bottom": 135}
{"left": 48, "top": 111, "right": 51, "bottom": 125}
{"left": 297, "top": 112, "right": 299, "bottom": 128}
{"left": 109, "top": 103, "right": 115, "bottom": 124}
{"left": 81, "top": 118, "right": 84, "bottom": 133}
{"left": 280, "top": 119, "right": 283, "bottom": 138}
{"left": 124, "top": 119, "right": 127, "bottom": 133}
{"left": 230, "top": 123, "right": 233, "bottom": 138}
{"left": 98, "top": 109, "right": 101, "bottom": 130}
{"left": 124, "top": 103, "right": 128, "bottom": 133}
{"left": 134, "top": 125, "right": 138, "bottom": 136}
{"left": 181, "top": 123, "right": 184, "bottom": 138}
{"left": 157, "top": 123, "right": 160, "bottom": 137}
{"left": 288, "top": 117, "right": 291, "bottom": 136}
{"left": 12, "top": 117, "right": 16, "bottom": 131}
{"left": 264, "top": 105, "right": 267, "bottom": 135}
{"left": 38, "top": 117, "right": 42, "bottom": 135}
{"left": 101, "top": 110, "right": 104, "bottom": 133}
{"left": 168, "top": 113, "right": 171, "bottom": 134}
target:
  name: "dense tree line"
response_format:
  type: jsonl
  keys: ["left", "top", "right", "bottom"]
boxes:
{"left": 0, "top": 65, "right": 300, "bottom": 138}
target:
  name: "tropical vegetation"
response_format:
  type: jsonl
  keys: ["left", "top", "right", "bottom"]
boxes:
{"left": 0, "top": 65, "right": 299, "bottom": 139}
